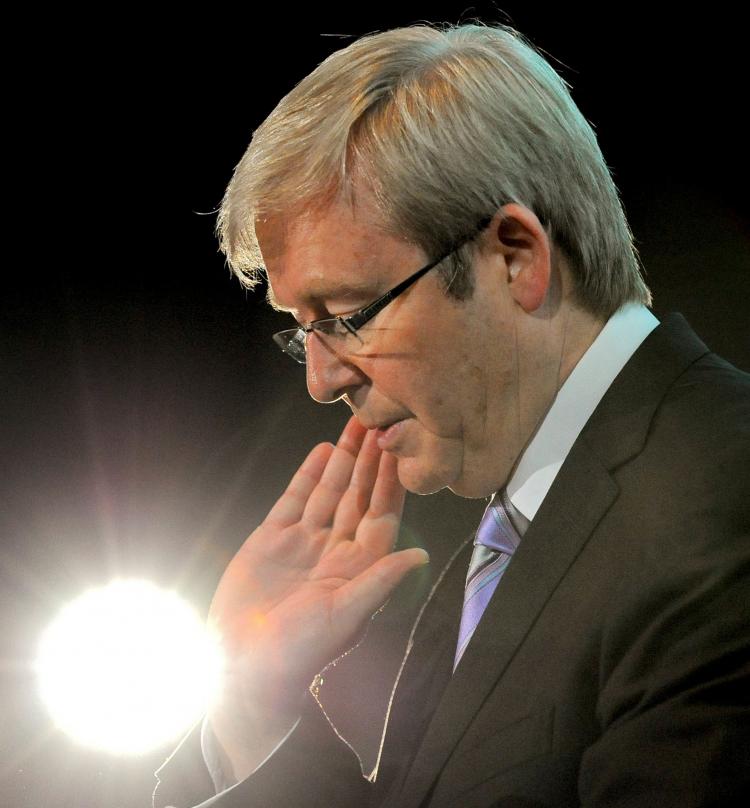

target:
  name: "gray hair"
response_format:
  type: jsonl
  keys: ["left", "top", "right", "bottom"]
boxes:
{"left": 216, "top": 23, "right": 651, "bottom": 317}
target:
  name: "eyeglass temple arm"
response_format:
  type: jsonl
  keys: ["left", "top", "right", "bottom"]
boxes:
{"left": 340, "top": 217, "right": 493, "bottom": 332}
{"left": 342, "top": 256, "right": 446, "bottom": 331}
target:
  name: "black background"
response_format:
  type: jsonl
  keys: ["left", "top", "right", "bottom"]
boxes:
{"left": 2, "top": 4, "right": 748, "bottom": 807}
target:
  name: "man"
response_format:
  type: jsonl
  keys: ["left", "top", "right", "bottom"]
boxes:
{"left": 154, "top": 23, "right": 749, "bottom": 808}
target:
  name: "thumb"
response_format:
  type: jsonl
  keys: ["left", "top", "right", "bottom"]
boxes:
{"left": 332, "top": 547, "right": 430, "bottom": 632}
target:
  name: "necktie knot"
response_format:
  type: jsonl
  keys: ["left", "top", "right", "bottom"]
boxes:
{"left": 474, "top": 491, "right": 522, "bottom": 556}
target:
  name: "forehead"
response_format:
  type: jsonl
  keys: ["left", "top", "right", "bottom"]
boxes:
{"left": 256, "top": 198, "right": 427, "bottom": 312}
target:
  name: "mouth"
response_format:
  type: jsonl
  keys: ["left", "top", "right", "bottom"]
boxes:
{"left": 373, "top": 419, "right": 408, "bottom": 451}
{"left": 357, "top": 415, "right": 403, "bottom": 432}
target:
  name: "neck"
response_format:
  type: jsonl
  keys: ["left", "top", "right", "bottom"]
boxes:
{"left": 496, "top": 293, "right": 606, "bottom": 493}
{"left": 555, "top": 303, "right": 607, "bottom": 388}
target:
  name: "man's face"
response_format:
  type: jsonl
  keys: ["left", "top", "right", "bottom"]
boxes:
{"left": 257, "top": 197, "right": 557, "bottom": 498}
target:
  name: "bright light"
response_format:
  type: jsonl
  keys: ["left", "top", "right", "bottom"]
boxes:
{"left": 36, "top": 579, "right": 223, "bottom": 755}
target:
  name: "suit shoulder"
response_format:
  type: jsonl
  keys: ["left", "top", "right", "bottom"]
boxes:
{"left": 611, "top": 350, "right": 749, "bottom": 561}
{"left": 647, "top": 350, "right": 749, "bottom": 458}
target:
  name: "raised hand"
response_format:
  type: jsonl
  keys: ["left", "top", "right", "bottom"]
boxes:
{"left": 206, "top": 417, "right": 429, "bottom": 780}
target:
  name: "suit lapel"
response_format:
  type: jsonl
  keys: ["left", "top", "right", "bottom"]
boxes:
{"left": 371, "top": 535, "right": 472, "bottom": 793}
{"left": 392, "top": 313, "right": 710, "bottom": 808}
{"left": 395, "top": 442, "right": 618, "bottom": 808}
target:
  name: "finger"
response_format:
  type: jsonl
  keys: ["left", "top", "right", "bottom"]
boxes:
{"left": 354, "top": 451, "right": 406, "bottom": 557}
{"left": 302, "top": 417, "right": 367, "bottom": 527}
{"left": 265, "top": 442, "right": 335, "bottom": 527}
{"left": 368, "top": 450, "right": 406, "bottom": 521}
{"left": 330, "top": 429, "right": 382, "bottom": 538}
{"left": 348, "top": 428, "right": 382, "bottom": 495}
{"left": 332, "top": 547, "right": 430, "bottom": 634}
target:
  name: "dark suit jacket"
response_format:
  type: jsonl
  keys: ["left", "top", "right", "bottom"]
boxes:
{"left": 153, "top": 314, "right": 750, "bottom": 808}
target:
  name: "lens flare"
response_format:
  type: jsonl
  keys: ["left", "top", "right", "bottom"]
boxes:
{"left": 36, "top": 579, "right": 223, "bottom": 755}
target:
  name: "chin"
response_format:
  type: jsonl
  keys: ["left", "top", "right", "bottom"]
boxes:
{"left": 447, "top": 478, "right": 501, "bottom": 499}
{"left": 395, "top": 448, "right": 508, "bottom": 500}
{"left": 393, "top": 454, "right": 455, "bottom": 497}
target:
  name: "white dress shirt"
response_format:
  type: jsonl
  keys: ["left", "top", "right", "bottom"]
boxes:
{"left": 507, "top": 303, "right": 658, "bottom": 520}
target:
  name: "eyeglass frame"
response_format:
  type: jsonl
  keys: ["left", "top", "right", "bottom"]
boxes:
{"left": 272, "top": 216, "right": 493, "bottom": 364}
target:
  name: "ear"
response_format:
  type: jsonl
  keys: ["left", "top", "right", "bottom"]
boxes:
{"left": 486, "top": 204, "right": 552, "bottom": 313}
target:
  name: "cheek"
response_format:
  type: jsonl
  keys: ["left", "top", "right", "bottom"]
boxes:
{"left": 372, "top": 309, "right": 480, "bottom": 421}
{"left": 414, "top": 339, "right": 478, "bottom": 413}
{"left": 464, "top": 364, "right": 488, "bottom": 417}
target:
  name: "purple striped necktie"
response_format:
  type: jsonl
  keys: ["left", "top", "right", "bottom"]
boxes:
{"left": 453, "top": 490, "right": 526, "bottom": 671}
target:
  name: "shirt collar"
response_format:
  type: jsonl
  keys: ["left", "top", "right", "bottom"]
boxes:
{"left": 506, "top": 303, "right": 659, "bottom": 522}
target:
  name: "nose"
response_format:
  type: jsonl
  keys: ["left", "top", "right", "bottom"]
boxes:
{"left": 305, "top": 332, "right": 367, "bottom": 404}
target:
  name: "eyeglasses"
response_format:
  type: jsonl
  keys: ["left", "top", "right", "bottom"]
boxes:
{"left": 272, "top": 217, "right": 491, "bottom": 364}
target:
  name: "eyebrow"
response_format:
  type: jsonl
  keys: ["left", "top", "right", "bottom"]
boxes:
{"left": 265, "top": 285, "right": 294, "bottom": 313}
{"left": 265, "top": 279, "right": 378, "bottom": 314}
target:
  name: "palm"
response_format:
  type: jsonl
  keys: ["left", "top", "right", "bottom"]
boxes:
{"left": 208, "top": 417, "right": 428, "bottom": 703}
